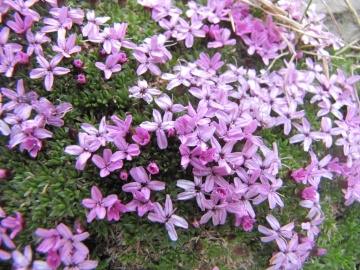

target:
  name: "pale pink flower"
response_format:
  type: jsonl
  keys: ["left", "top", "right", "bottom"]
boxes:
{"left": 29, "top": 54, "right": 70, "bottom": 91}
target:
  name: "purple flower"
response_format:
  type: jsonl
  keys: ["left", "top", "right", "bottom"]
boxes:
{"left": 26, "top": 29, "right": 50, "bottom": 56}
{"left": 64, "top": 132, "right": 101, "bottom": 170}
{"left": 56, "top": 223, "right": 90, "bottom": 263}
{"left": 122, "top": 166, "right": 165, "bottom": 193}
{"left": 52, "top": 32, "right": 82, "bottom": 58}
{"left": 176, "top": 16, "right": 205, "bottom": 48}
{"left": 258, "top": 214, "right": 294, "bottom": 245}
{"left": 113, "top": 135, "right": 140, "bottom": 160}
{"left": 1, "top": 211, "right": 22, "bottom": 239}
{"left": 82, "top": 186, "right": 116, "bottom": 223}
{"left": 132, "top": 127, "right": 150, "bottom": 146}
{"left": 301, "top": 186, "right": 318, "bottom": 201}
{"left": 0, "top": 47, "right": 20, "bottom": 77}
{"left": 82, "top": 10, "right": 110, "bottom": 37}
{"left": 95, "top": 53, "right": 122, "bottom": 79}
{"left": 104, "top": 197, "right": 127, "bottom": 221}
{"left": 35, "top": 228, "right": 61, "bottom": 253}
{"left": 289, "top": 118, "right": 321, "bottom": 152}
{"left": 6, "top": 12, "right": 33, "bottom": 34}
{"left": 148, "top": 194, "right": 188, "bottom": 241}
{"left": 208, "top": 28, "right": 236, "bottom": 48}
{"left": 126, "top": 189, "right": 154, "bottom": 217}
{"left": 200, "top": 190, "right": 228, "bottom": 226}
{"left": 41, "top": 6, "right": 73, "bottom": 36}
{"left": 4, "top": 0, "right": 40, "bottom": 21}
{"left": 1, "top": 78, "right": 38, "bottom": 112}
{"left": 0, "top": 27, "right": 23, "bottom": 54}
{"left": 30, "top": 54, "right": 70, "bottom": 91}
{"left": 140, "top": 109, "right": 174, "bottom": 149}
{"left": 177, "top": 175, "right": 206, "bottom": 211}
{"left": 147, "top": 161, "right": 159, "bottom": 174}
{"left": 32, "top": 97, "right": 72, "bottom": 127}
{"left": 129, "top": 79, "right": 162, "bottom": 104}
{"left": 195, "top": 52, "right": 224, "bottom": 75}
{"left": 92, "top": 149, "right": 124, "bottom": 177}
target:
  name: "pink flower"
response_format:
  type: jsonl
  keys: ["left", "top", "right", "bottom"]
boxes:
{"left": 113, "top": 135, "right": 140, "bottom": 160}
{"left": 0, "top": 169, "right": 8, "bottom": 179}
{"left": 1, "top": 211, "right": 22, "bottom": 239}
{"left": 119, "top": 170, "right": 128, "bottom": 181}
{"left": 35, "top": 228, "right": 61, "bottom": 253}
{"left": 52, "top": 32, "right": 82, "bottom": 58}
{"left": 123, "top": 166, "right": 165, "bottom": 193}
{"left": 46, "top": 250, "right": 61, "bottom": 269}
{"left": 82, "top": 10, "right": 110, "bottom": 37}
{"left": 29, "top": 54, "right": 70, "bottom": 91}
{"left": 132, "top": 127, "right": 150, "bottom": 146}
{"left": 92, "top": 149, "right": 124, "bottom": 177}
{"left": 104, "top": 197, "right": 127, "bottom": 221}
{"left": 6, "top": 12, "right": 33, "bottom": 34}
{"left": 95, "top": 53, "right": 122, "bottom": 79}
{"left": 147, "top": 161, "right": 159, "bottom": 174}
{"left": 240, "top": 216, "right": 256, "bottom": 231}
{"left": 148, "top": 194, "right": 188, "bottom": 241}
{"left": 82, "top": 186, "right": 114, "bottom": 222}
{"left": 258, "top": 214, "right": 294, "bottom": 243}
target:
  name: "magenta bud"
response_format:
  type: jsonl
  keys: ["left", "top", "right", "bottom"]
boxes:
{"left": 120, "top": 170, "right": 128, "bottom": 181}
{"left": 118, "top": 52, "right": 127, "bottom": 63}
{"left": 193, "top": 219, "right": 200, "bottom": 228}
{"left": 301, "top": 186, "right": 317, "bottom": 201}
{"left": 314, "top": 248, "right": 327, "bottom": 256}
{"left": 77, "top": 74, "right": 86, "bottom": 84}
{"left": 296, "top": 52, "right": 304, "bottom": 59}
{"left": 167, "top": 128, "right": 175, "bottom": 137}
{"left": 202, "top": 25, "right": 209, "bottom": 34}
{"left": 74, "top": 219, "right": 85, "bottom": 234}
{"left": 99, "top": 49, "right": 107, "bottom": 57}
{"left": 146, "top": 161, "right": 159, "bottom": 175}
{"left": 73, "top": 59, "right": 84, "bottom": 68}
{"left": 16, "top": 51, "right": 29, "bottom": 64}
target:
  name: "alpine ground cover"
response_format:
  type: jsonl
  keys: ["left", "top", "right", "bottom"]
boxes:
{"left": 0, "top": 0, "right": 360, "bottom": 269}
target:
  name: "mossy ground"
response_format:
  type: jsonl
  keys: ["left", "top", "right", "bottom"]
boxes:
{"left": 1, "top": 0, "right": 360, "bottom": 269}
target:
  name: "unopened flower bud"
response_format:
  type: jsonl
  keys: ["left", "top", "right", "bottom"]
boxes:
{"left": 147, "top": 161, "right": 159, "bottom": 175}
{"left": 296, "top": 52, "right": 304, "bottom": 59}
{"left": 193, "top": 219, "right": 200, "bottom": 228}
{"left": 291, "top": 168, "right": 306, "bottom": 183}
{"left": 74, "top": 219, "right": 86, "bottom": 234}
{"left": 313, "top": 248, "right": 327, "bottom": 256}
{"left": 99, "top": 49, "right": 107, "bottom": 57}
{"left": 215, "top": 187, "right": 227, "bottom": 199}
{"left": 16, "top": 51, "right": 29, "bottom": 64}
{"left": 118, "top": 52, "right": 127, "bottom": 63}
{"left": 167, "top": 128, "right": 175, "bottom": 137}
{"left": 77, "top": 74, "right": 86, "bottom": 84}
{"left": 0, "top": 169, "right": 11, "bottom": 179}
{"left": 120, "top": 170, "right": 128, "bottom": 181}
{"left": 73, "top": 59, "right": 84, "bottom": 68}
{"left": 301, "top": 186, "right": 317, "bottom": 201}
{"left": 68, "top": 126, "right": 78, "bottom": 141}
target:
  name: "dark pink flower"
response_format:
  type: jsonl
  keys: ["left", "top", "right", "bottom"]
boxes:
{"left": 301, "top": 186, "right": 317, "bottom": 201}
{"left": 77, "top": 74, "right": 86, "bottom": 84}
{"left": 118, "top": 52, "right": 127, "bottom": 63}
{"left": 82, "top": 186, "right": 115, "bottom": 222}
{"left": 119, "top": 170, "right": 128, "bottom": 181}
{"left": 132, "top": 127, "right": 150, "bottom": 146}
{"left": 73, "top": 59, "right": 84, "bottom": 68}
{"left": 46, "top": 250, "right": 61, "bottom": 269}
{"left": 147, "top": 161, "right": 159, "bottom": 174}
{"left": 240, "top": 215, "right": 256, "bottom": 231}
{"left": 16, "top": 51, "right": 29, "bottom": 64}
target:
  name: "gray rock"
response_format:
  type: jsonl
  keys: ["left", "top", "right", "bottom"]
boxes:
{"left": 312, "top": 0, "right": 360, "bottom": 42}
